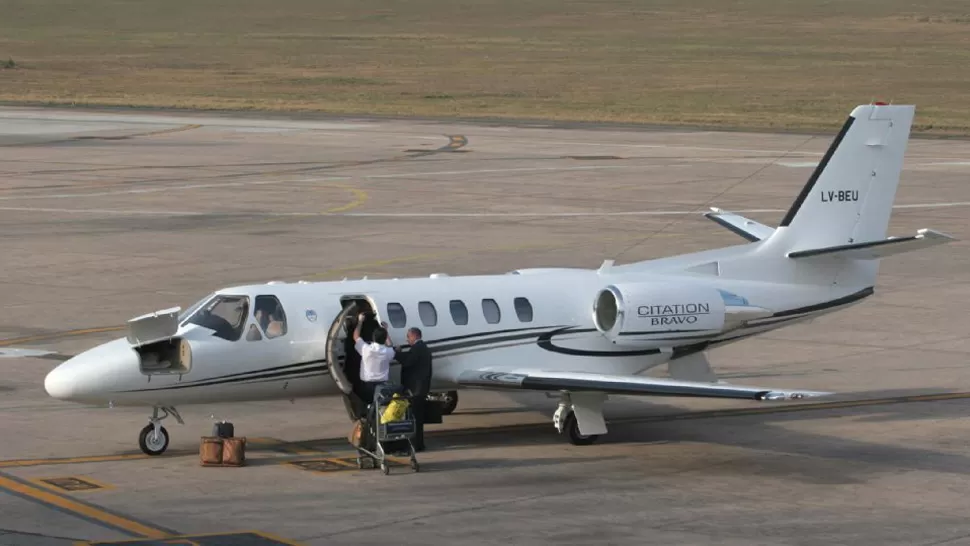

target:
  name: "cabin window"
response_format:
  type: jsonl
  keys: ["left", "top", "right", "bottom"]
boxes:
{"left": 418, "top": 301, "right": 438, "bottom": 327}
{"left": 254, "top": 295, "right": 287, "bottom": 339}
{"left": 449, "top": 300, "right": 468, "bottom": 325}
{"left": 386, "top": 302, "right": 407, "bottom": 328}
{"left": 185, "top": 294, "right": 249, "bottom": 342}
{"left": 514, "top": 297, "right": 533, "bottom": 322}
{"left": 482, "top": 298, "right": 501, "bottom": 324}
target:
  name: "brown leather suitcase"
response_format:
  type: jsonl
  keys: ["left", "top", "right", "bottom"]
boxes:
{"left": 221, "top": 437, "right": 246, "bottom": 466}
{"left": 348, "top": 420, "right": 362, "bottom": 447}
{"left": 200, "top": 437, "right": 223, "bottom": 466}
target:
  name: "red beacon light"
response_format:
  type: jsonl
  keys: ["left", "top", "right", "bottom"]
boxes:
{"left": 873, "top": 101, "right": 889, "bottom": 105}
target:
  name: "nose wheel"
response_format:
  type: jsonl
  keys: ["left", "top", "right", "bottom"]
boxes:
{"left": 138, "top": 406, "right": 182, "bottom": 456}
{"left": 139, "top": 424, "right": 169, "bottom": 455}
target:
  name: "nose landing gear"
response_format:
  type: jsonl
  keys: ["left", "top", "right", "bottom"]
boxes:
{"left": 138, "top": 406, "right": 183, "bottom": 456}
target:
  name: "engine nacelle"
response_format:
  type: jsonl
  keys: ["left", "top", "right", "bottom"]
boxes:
{"left": 592, "top": 282, "right": 727, "bottom": 343}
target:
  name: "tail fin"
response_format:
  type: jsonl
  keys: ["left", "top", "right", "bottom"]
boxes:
{"left": 772, "top": 103, "right": 915, "bottom": 252}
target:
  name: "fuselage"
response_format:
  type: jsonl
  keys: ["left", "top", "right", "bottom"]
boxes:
{"left": 43, "top": 264, "right": 872, "bottom": 408}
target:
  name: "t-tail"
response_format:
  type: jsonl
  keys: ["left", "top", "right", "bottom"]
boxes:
{"left": 705, "top": 103, "right": 956, "bottom": 287}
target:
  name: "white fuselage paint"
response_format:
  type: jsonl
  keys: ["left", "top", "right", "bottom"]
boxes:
{"left": 44, "top": 264, "right": 864, "bottom": 408}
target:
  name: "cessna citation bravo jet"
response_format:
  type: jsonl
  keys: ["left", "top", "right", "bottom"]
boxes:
{"left": 44, "top": 103, "right": 956, "bottom": 455}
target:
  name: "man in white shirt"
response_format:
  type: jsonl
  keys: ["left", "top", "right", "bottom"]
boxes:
{"left": 353, "top": 313, "right": 396, "bottom": 405}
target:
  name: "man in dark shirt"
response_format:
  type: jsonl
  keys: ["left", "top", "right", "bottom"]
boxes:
{"left": 396, "top": 327, "right": 432, "bottom": 451}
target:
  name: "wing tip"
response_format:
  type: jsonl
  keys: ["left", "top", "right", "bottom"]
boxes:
{"left": 757, "top": 390, "right": 834, "bottom": 401}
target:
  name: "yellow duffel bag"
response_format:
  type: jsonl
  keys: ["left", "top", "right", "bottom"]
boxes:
{"left": 380, "top": 395, "right": 410, "bottom": 424}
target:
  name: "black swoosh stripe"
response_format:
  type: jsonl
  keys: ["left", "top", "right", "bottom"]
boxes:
{"left": 431, "top": 330, "right": 565, "bottom": 355}
{"left": 423, "top": 325, "right": 554, "bottom": 346}
{"left": 173, "top": 360, "right": 327, "bottom": 386}
{"left": 119, "top": 360, "right": 328, "bottom": 392}
{"left": 538, "top": 327, "right": 662, "bottom": 357}
{"left": 766, "top": 286, "right": 873, "bottom": 318}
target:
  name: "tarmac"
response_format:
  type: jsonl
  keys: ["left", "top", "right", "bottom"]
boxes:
{"left": 1, "top": 106, "right": 969, "bottom": 546}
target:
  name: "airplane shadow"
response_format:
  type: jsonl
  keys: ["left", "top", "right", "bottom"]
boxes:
{"left": 426, "top": 387, "right": 970, "bottom": 483}
{"left": 398, "top": 455, "right": 623, "bottom": 473}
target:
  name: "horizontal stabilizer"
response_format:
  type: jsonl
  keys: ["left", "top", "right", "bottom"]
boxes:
{"left": 705, "top": 207, "right": 775, "bottom": 242}
{"left": 787, "top": 228, "right": 956, "bottom": 260}
{"left": 456, "top": 368, "right": 830, "bottom": 401}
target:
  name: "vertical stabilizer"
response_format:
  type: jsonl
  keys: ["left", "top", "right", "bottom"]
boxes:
{"left": 772, "top": 104, "right": 915, "bottom": 252}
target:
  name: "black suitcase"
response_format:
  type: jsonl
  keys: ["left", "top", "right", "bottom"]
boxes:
{"left": 212, "top": 421, "right": 234, "bottom": 438}
{"left": 424, "top": 401, "right": 444, "bottom": 424}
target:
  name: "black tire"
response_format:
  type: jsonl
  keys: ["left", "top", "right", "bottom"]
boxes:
{"left": 441, "top": 390, "right": 459, "bottom": 415}
{"left": 411, "top": 459, "right": 420, "bottom": 472}
{"left": 138, "top": 424, "right": 169, "bottom": 455}
{"left": 381, "top": 463, "right": 389, "bottom": 475}
{"left": 563, "top": 413, "right": 598, "bottom": 446}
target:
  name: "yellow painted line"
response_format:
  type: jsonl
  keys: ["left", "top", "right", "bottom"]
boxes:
{"left": 74, "top": 530, "right": 304, "bottom": 546}
{"left": 0, "top": 451, "right": 192, "bottom": 469}
{"left": 0, "top": 472, "right": 172, "bottom": 539}
{"left": 252, "top": 181, "right": 369, "bottom": 225}
{"left": 324, "top": 457, "right": 358, "bottom": 468}
{"left": 322, "top": 184, "right": 369, "bottom": 213}
{"left": 0, "top": 326, "right": 125, "bottom": 347}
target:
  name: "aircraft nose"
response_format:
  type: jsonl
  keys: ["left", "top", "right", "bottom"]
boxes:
{"left": 44, "top": 363, "right": 73, "bottom": 400}
{"left": 44, "top": 338, "right": 137, "bottom": 402}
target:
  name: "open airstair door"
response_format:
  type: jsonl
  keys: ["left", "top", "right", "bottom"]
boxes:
{"left": 325, "top": 295, "right": 385, "bottom": 421}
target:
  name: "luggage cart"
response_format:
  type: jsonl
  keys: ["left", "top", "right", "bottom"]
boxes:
{"left": 355, "top": 383, "right": 420, "bottom": 475}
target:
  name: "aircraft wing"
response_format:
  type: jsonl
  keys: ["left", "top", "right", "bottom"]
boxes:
{"left": 455, "top": 368, "right": 830, "bottom": 401}
{"left": 704, "top": 207, "right": 775, "bottom": 242}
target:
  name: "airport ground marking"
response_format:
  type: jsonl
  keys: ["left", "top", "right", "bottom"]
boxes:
{"left": 0, "top": 469, "right": 177, "bottom": 539}
{"left": 3, "top": 391, "right": 968, "bottom": 473}
{"left": 32, "top": 475, "right": 113, "bottom": 493}
{"left": 73, "top": 530, "right": 304, "bottom": 545}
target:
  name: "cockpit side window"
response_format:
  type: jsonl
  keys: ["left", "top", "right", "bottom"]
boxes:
{"left": 254, "top": 295, "right": 287, "bottom": 339}
{"left": 186, "top": 295, "right": 249, "bottom": 341}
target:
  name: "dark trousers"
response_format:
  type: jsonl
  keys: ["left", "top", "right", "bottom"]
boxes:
{"left": 356, "top": 381, "right": 384, "bottom": 418}
{"left": 410, "top": 395, "right": 426, "bottom": 449}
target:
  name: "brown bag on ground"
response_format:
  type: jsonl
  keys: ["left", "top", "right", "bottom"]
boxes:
{"left": 222, "top": 437, "right": 246, "bottom": 466}
{"left": 200, "top": 437, "right": 223, "bottom": 466}
{"left": 348, "top": 420, "right": 362, "bottom": 447}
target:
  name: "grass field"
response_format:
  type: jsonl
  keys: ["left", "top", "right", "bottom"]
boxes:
{"left": 2, "top": 0, "right": 970, "bottom": 133}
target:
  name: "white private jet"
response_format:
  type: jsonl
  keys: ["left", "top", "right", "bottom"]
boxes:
{"left": 44, "top": 103, "right": 955, "bottom": 456}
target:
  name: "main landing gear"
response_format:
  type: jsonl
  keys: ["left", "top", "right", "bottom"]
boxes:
{"left": 138, "top": 406, "right": 183, "bottom": 456}
{"left": 553, "top": 392, "right": 607, "bottom": 446}
{"left": 428, "top": 390, "right": 459, "bottom": 416}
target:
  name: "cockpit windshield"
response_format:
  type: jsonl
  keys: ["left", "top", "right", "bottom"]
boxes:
{"left": 178, "top": 293, "right": 215, "bottom": 323}
{"left": 184, "top": 294, "right": 250, "bottom": 341}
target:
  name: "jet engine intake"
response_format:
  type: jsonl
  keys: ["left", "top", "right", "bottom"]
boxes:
{"left": 593, "top": 282, "right": 727, "bottom": 343}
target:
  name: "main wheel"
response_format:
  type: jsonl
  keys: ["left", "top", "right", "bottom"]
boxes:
{"left": 440, "top": 390, "right": 459, "bottom": 415}
{"left": 563, "top": 413, "right": 598, "bottom": 446}
{"left": 381, "top": 462, "right": 389, "bottom": 475}
{"left": 138, "top": 424, "right": 169, "bottom": 455}
{"left": 411, "top": 458, "right": 420, "bottom": 472}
